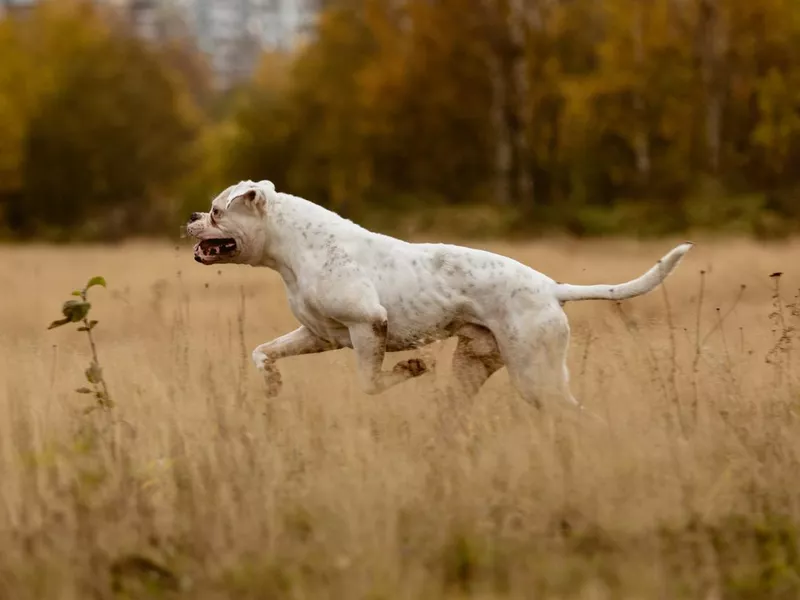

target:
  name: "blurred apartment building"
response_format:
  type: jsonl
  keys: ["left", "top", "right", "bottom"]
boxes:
{"left": 177, "top": 0, "right": 320, "bottom": 89}
{"left": 0, "top": 0, "right": 320, "bottom": 89}
{"left": 0, "top": 0, "right": 35, "bottom": 15}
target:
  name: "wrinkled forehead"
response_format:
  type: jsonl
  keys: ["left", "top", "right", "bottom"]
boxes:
{"left": 210, "top": 182, "right": 255, "bottom": 210}
{"left": 210, "top": 186, "right": 234, "bottom": 209}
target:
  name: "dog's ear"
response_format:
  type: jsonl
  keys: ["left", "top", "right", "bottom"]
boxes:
{"left": 226, "top": 187, "right": 266, "bottom": 213}
{"left": 256, "top": 180, "right": 278, "bottom": 204}
{"left": 225, "top": 180, "right": 277, "bottom": 213}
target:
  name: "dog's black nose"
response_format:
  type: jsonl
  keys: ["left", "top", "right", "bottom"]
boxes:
{"left": 189, "top": 212, "right": 202, "bottom": 223}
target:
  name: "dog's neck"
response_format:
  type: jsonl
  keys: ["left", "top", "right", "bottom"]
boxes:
{"left": 256, "top": 192, "right": 368, "bottom": 281}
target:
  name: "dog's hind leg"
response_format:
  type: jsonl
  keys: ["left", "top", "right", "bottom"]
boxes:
{"left": 449, "top": 325, "right": 504, "bottom": 399}
{"left": 347, "top": 318, "right": 431, "bottom": 395}
{"left": 499, "top": 307, "right": 605, "bottom": 423}
{"left": 497, "top": 307, "right": 582, "bottom": 412}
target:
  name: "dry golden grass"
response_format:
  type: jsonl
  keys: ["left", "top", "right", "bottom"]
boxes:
{"left": 2, "top": 237, "right": 800, "bottom": 599}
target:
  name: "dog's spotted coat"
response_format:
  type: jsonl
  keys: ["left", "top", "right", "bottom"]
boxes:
{"left": 187, "top": 180, "right": 692, "bottom": 410}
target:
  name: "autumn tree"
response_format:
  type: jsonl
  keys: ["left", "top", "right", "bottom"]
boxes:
{"left": 207, "top": 0, "right": 800, "bottom": 236}
{"left": 11, "top": 0, "right": 798, "bottom": 238}
{"left": 0, "top": 0, "right": 203, "bottom": 239}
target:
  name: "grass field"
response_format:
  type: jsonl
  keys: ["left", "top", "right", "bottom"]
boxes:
{"left": 2, "top": 237, "right": 800, "bottom": 599}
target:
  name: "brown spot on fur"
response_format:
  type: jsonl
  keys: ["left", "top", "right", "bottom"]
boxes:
{"left": 392, "top": 358, "right": 427, "bottom": 377}
{"left": 372, "top": 320, "right": 388, "bottom": 339}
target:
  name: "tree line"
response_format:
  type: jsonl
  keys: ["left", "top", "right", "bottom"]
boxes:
{"left": 0, "top": 1, "right": 206, "bottom": 240}
{"left": 1, "top": 0, "right": 799, "bottom": 240}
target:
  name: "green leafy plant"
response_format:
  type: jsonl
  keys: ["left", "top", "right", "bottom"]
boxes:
{"left": 48, "top": 276, "right": 112, "bottom": 411}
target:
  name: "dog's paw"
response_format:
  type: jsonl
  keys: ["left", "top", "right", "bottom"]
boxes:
{"left": 263, "top": 366, "right": 283, "bottom": 398}
{"left": 252, "top": 349, "right": 269, "bottom": 371}
{"left": 253, "top": 349, "right": 283, "bottom": 397}
{"left": 392, "top": 358, "right": 429, "bottom": 378}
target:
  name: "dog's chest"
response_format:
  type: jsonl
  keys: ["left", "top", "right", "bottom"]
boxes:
{"left": 285, "top": 292, "right": 349, "bottom": 343}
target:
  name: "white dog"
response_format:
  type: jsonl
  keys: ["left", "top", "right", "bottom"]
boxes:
{"left": 186, "top": 180, "right": 692, "bottom": 410}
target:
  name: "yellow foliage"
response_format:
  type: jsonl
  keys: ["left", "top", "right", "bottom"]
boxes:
{"left": 5, "top": 0, "right": 800, "bottom": 238}
{"left": 0, "top": 0, "right": 204, "bottom": 238}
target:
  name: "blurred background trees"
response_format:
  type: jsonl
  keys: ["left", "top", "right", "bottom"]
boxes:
{"left": 0, "top": 0, "right": 206, "bottom": 240}
{"left": 1, "top": 0, "right": 799, "bottom": 240}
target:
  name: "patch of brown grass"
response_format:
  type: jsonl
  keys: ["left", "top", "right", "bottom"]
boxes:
{"left": 2, "top": 237, "right": 800, "bottom": 599}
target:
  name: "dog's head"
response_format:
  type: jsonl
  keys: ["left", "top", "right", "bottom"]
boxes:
{"left": 186, "top": 180, "right": 276, "bottom": 265}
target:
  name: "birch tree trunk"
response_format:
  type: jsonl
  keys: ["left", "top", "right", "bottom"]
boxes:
{"left": 486, "top": 0, "right": 512, "bottom": 205}
{"left": 508, "top": 0, "right": 532, "bottom": 203}
{"left": 698, "top": 0, "right": 723, "bottom": 174}
{"left": 632, "top": 2, "right": 651, "bottom": 182}
{"left": 485, "top": 0, "right": 530, "bottom": 206}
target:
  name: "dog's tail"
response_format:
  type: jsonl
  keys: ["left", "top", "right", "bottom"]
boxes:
{"left": 554, "top": 242, "right": 693, "bottom": 303}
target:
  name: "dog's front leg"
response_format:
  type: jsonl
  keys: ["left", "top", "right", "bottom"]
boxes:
{"left": 252, "top": 326, "right": 340, "bottom": 397}
{"left": 348, "top": 320, "right": 429, "bottom": 395}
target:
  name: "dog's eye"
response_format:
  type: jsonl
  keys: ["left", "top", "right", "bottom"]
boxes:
{"left": 211, "top": 207, "right": 221, "bottom": 218}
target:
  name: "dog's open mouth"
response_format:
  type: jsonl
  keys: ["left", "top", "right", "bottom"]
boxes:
{"left": 194, "top": 238, "right": 238, "bottom": 263}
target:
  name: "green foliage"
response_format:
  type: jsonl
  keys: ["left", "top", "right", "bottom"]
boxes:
{"left": 48, "top": 275, "right": 112, "bottom": 411}
{"left": 86, "top": 276, "right": 107, "bottom": 290}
